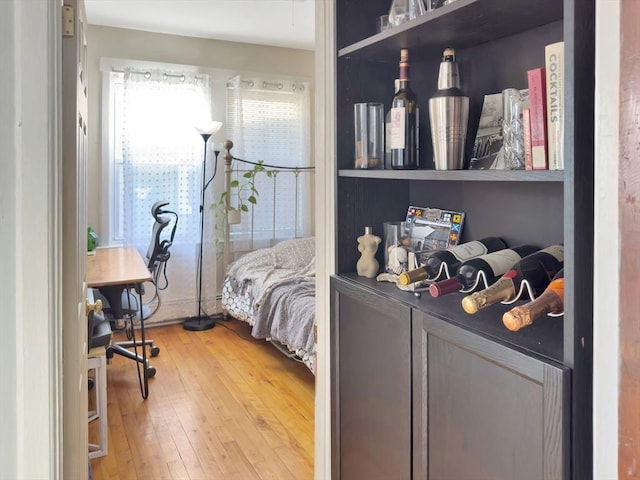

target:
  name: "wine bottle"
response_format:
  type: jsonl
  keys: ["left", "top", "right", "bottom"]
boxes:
{"left": 461, "top": 245, "right": 564, "bottom": 314}
{"left": 385, "top": 79, "right": 400, "bottom": 168}
{"left": 390, "top": 49, "right": 419, "bottom": 169}
{"left": 397, "top": 236, "right": 508, "bottom": 286}
{"left": 502, "top": 269, "right": 565, "bottom": 331}
{"left": 429, "top": 244, "right": 540, "bottom": 298}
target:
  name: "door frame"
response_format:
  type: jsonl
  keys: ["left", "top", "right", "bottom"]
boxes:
{"left": 0, "top": 1, "right": 64, "bottom": 478}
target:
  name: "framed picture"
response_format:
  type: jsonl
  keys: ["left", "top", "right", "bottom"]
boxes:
{"left": 403, "top": 205, "right": 465, "bottom": 255}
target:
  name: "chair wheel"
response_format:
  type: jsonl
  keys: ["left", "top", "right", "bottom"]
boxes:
{"left": 147, "top": 366, "right": 156, "bottom": 378}
{"left": 150, "top": 346, "right": 160, "bottom": 357}
{"left": 88, "top": 378, "right": 95, "bottom": 391}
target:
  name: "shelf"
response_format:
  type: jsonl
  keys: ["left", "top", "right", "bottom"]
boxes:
{"left": 338, "top": 0, "right": 563, "bottom": 62}
{"left": 337, "top": 273, "right": 563, "bottom": 364}
{"left": 339, "top": 168, "right": 564, "bottom": 182}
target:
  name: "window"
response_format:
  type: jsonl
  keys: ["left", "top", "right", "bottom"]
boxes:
{"left": 226, "top": 75, "right": 313, "bottom": 251}
{"left": 106, "top": 68, "right": 212, "bottom": 246}
{"left": 102, "top": 65, "right": 217, "bottom": 321}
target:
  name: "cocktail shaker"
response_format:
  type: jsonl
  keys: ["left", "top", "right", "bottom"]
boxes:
{"left": 428, "top": 48, "right": 469, "bottom": 170}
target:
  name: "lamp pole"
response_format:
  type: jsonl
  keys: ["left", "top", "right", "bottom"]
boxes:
{"left": 183, "top": 132, "right": 218, "bottom": 331}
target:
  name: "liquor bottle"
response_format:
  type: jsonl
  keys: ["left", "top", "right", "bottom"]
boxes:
{"left": 461, "top": 245, "right": 564, "bottom": 314}
{"left": 385, "top": 79, "right": 400, "bottom": 168}
{"left": 502, "top": 269, "right": 564, "bottom": 331}
{"left": 429, "top": 47, "right": 469, "bottom": 170}
{"left": 397, "top": 236, "right": 508, "bottom": 286}
{"left": 390, "top": 49, "right": 419, "bottom": 169}
{"left": 428, "top": 244, "right": 540, "bottom": 298}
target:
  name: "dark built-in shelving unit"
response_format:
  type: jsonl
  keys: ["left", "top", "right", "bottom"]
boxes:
{"left": 331, "top": 0, "right": 595, "bottom": 478}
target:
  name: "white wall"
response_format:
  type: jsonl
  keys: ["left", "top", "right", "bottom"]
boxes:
{"left": 593, "top": 1, "right": 620, "bottom": 478}
{"left": 86, "top": 25, "right": 314, "bottom": 231}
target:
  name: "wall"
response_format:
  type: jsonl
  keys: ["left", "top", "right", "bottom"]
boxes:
{"left": 86, "top": 25, "right": 315, "bottom": 231}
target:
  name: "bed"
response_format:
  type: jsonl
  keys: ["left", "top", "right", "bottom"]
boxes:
{"left": 221, "top": 236, "right": 316, "bottom": 373}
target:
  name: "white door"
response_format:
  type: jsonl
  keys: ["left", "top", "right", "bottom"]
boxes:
{"left": 62, "top": 1, "right": 89, "bottom": 478}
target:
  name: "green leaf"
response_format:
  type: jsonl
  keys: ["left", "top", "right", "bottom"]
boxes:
{"left": 240, "top": 204, "right": 249, "bottom": 212}
{"left": 248, "top": 195, "right": 257, "bottom": 204}
{"left": 220, "top": 191, "right": 228, "bottom": 199}
{"left": 230, "top": 180, "right": 239, "bottom": 187}
{"left": 243, "top": 172, "right": 253, "bottom": 179}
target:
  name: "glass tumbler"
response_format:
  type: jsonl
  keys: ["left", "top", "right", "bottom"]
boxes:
{"left": 354, "top": 102, "right": 384, "bottom": 169}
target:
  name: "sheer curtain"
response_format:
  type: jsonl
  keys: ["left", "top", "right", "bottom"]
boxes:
{"left": 114, "top": 68, "right": 217, "bottom": 321}
{"left": 226, "top": 75, "right": 313, "bottom": 255}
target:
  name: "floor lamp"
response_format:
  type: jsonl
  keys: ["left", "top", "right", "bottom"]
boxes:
{"left": 184, "top": 121, "right": 223, "bottom": 331}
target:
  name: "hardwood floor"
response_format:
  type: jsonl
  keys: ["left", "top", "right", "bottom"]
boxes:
{"left": 89, "top": 319, "right": 315, "bottom": 480}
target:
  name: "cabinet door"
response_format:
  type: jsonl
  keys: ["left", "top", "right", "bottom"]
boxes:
{"left": 413, "top": 311, "right": 569, "bottom": 480}
{"left": 331, "top": 277, "right": 412, "bottom": 480}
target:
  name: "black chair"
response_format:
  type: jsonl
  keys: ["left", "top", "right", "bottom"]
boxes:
{"left": 97, "top": 201, "right": 179, "bottom": 378}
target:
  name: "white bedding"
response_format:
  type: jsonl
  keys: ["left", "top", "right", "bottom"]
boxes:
{"left": 221, "top": 237, "right": 316, "bottom": 372}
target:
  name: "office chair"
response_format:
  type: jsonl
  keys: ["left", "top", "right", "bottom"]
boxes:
{"left": 97, "top": 200, "right": 179, "bottom": 378}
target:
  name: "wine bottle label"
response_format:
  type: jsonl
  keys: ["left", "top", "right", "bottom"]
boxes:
{"left": 539, "top": 244, "right": 564, "bottom": 262}
{"left": 390, "top": 107, "right": 406, "bottom": 149}
{"left": 482, "top": 249, "right": 523, "bottom": 276}
{"left": 449, "top": 240, "right": 489, "bottom": 262}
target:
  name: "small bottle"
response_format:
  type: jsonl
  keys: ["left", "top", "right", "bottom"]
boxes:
{"left": 428, "top": 244, "right": 540, "bottom": 298}
{"left": 461, "top": 245, "right": 564, "bottom": 314}
{"left": 390, "top": 49, "right": 419, "bottom": 170}
{"left": 502, "top": 269, "right": 565, "bottom": 331}
{"left": 398, "top": 236, "right": 507, "bottom": 285}
{"left": 356, "top": 227, "right": 381, "bottom": 278}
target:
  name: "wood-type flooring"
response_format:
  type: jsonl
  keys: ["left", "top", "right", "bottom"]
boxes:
{"left": 89, "top": 319, "right": 315, "bottom": 480}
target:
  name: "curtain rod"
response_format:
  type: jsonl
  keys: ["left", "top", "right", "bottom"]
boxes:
{"left": 111, "top": 68, "right": 206, "bottom": 82}
{"left": 234, "top": 79, "right": 306, "bottom": 91}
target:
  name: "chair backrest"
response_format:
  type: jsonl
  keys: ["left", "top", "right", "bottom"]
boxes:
{"left": 146, "top": 201, "right": 178, "bottom": 285}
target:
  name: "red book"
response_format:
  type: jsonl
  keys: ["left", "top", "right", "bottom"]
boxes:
{"left": 527, "top": 68, "right": 548, "bottom": 170}
{"left": 522, "top": 107, "right": 533, "bottom": 170}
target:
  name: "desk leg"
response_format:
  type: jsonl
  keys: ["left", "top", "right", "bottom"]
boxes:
{"left": 133, "top": 286, "right": 149, "bottom": 399}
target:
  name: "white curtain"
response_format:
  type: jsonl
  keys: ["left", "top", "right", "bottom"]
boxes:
{"left": 226, "top": 75, "right": 313, "bottom": 254}
{"left": 116, "top": 68, "right": 218, "bottom": 321}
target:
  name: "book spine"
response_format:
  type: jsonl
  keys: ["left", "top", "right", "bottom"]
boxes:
{"left": 522, "top": 107, "right": 533, "bottom": 171}
{"left": 545, "top": 41, "right": 564, "bottom": 170}
{"left": 527, "top": 67, "right": 548, "bottom": 170}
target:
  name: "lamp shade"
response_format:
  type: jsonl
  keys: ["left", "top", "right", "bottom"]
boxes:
{"left": 195, "top": 120, "right": 223, "bottom": 135}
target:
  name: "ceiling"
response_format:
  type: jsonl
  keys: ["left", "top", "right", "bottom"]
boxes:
{"left": 84, "top": 0, "right": 316, "bottom": 51}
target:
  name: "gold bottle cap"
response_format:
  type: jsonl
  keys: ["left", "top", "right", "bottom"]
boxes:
{"left": 400, "top": 49, "right": 409, "bottom": 62}
{"left": 398, "top": 272, "right": 410, "bottom": 286}
{"left": 443, "top": 47, "right": 455, "bottom": 59}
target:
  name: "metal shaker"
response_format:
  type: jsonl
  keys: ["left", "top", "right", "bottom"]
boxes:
{"left": 429, "top": 48, "right": 469, "bottom": 170}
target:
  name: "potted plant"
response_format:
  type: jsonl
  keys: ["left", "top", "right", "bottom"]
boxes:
{"left": 212, "top": 160, "right": 271, "bottom": 244}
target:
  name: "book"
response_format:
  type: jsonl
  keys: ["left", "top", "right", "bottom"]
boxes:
{"left": 403, "top": 205, "right": 465, "bottom": 255}
{"left": 527, "top": 67, "right": 548, "bottom": 170}
{"left": 469, "top": 92, "right": 504, "bottom": 170}
{"left": 522, "top": 107, "right": 533, "bottom": 170}
{"left": 545, "top": 41, "right": 564, "bottom": 170}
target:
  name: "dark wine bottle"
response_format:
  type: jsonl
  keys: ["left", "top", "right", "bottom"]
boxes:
{"left": 502, "top": 268, "right": 565, "bottom": 331}
{"left": 397, "top": 236, "right": 508, "bottom": 286}
{"left": 389, "top": 48, "right": 419, "bottom": 169}
{"left": 461, "top": 245, "right": 564, "bottom": 314}
{"left": 428, "top": 244, "right": 540, "bottom": 298}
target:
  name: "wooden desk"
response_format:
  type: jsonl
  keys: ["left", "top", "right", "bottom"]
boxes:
{"left": 87, "top": 246, "right": 152, "bottom": 287}
{"left": 87, "top": 246, "right": 154, "bottom": 399}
